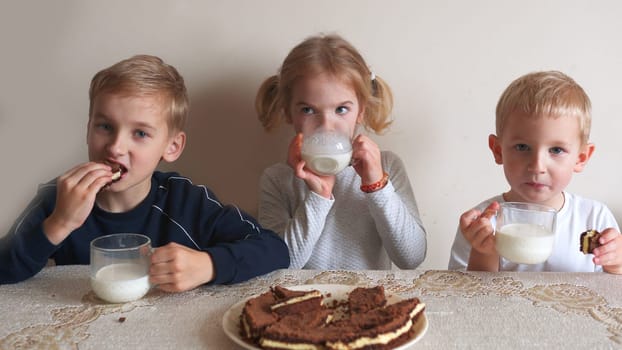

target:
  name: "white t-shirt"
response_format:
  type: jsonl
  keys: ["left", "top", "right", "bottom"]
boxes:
{"left": 448, "top": 192, "right": 619, "bottom": 272}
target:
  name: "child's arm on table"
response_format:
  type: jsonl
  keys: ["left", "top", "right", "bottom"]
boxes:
{"left": 149, "top": 197, "right": 289, "bottom": 292}
{"left": 149, "top": 242, "right": 214, "bottom": 292}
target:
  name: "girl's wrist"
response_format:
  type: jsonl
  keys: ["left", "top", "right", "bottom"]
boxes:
{"left": 360, "top": 172, "right": 389, "bottom": 193}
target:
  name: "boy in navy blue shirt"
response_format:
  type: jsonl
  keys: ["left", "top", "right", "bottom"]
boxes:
{"left": 0, "top": 55, "right": 289, "bottom": 290}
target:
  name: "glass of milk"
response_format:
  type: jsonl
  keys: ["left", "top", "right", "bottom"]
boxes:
{"left": 90, "top": 233, "right": 152, "bottom": 303}
{"left": 494, "top": 202, "right": 557, "bottom": 264}
{"left": 300, "top": 120, "right": 353, "bottom": 176}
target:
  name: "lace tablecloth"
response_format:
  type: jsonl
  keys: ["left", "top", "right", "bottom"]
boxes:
{"left": 1, "top": 266, "right": 621, "bottom": 349}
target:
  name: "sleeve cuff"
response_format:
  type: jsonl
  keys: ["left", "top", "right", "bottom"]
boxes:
{"left": 204, "top": 246, "right": 235, "bottom": 284}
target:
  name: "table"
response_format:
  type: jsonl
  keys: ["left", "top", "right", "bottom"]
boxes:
{"left": 1, "top": 267, "right": 621, "bottom": 349}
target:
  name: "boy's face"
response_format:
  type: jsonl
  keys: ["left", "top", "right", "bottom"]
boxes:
{"left": 87, "top": 92, "right": 185, "bottom": 199}
{"left": 489, "top": 111, "right": 594, "bottom": 209}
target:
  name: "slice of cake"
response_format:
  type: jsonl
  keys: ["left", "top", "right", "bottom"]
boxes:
{"left": 259, "top": 308, "right": 334, "bottom": 349}
{"left": 325, "top": 298, "right": 426, "bottom": 350}
{"left": 240, "top": 291, "right": 278, "bottom": 341}
{"left": 580, "top": 229, "right": 602, "bottom": 254}
{"left": 348, "top": 285, "right": 387, "bottom": 314}
{"left": 270, "top": 285, "right": 323, "bottom": 315}
{"left": 240, "top": 286, "right": 325, "bottom": 343}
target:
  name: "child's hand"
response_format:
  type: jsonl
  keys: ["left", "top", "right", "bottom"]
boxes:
{"left": 43, "top": 162, "right": 113, "bottom": 245}
{"left": 459, "top": 201, "right": 500, "bottom": 255}
{"left": 287, "top": 133, "right": 335, "bottom": 198}
{"left": 149, "top": 242, "right": 214, "bottom": 292}
{"left": 460, "top": 201, "right": 500, "bottom": 271}
{"left": 592, "top": 228, "right": 622, "bottom": 274}
{"left": 350, "top": 134, "right": 384, "bottom": 186}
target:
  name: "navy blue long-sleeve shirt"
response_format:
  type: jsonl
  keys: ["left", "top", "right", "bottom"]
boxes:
{"left": 0, "top": 171, "right": 290, "bottom": 284}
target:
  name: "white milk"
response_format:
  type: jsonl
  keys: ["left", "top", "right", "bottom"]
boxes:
{"left": 91, "top": 263, "right": 150, "bottom": 303}
{"left": 495, "top": 223, "right": 555, "bottom": 264}
{"left": 301, "top": 151, "right": 352, "bottom": 176}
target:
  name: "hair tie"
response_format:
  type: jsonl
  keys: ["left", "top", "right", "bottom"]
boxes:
{"left": 369, "top": 69, "right": 377, "bottom": 95}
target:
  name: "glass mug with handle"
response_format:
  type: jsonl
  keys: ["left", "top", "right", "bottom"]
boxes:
{"left": 493, "top": 202, "right": 557, "bottom": 264}
{"left": 300, "top": 116, "right": 353, "bottom": 176}
{"left": 90, "top": 233, "right": 152, "bottom": 303}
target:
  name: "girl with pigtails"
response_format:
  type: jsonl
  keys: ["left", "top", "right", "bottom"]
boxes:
{"left": 255, "top": 34, "right": 427, "bottom": 270}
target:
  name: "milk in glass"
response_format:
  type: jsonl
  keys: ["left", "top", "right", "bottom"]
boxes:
{"left": 301, "top": 130, "right": 352, "bottom": 176}
{"left": 496, "top": 223, "right": 555, "bottom": 264}
{"left": 90, "top": 233, "right": 151, "bottom": 303}
{"left": 91, "top": 263, "right": 150, "bottom": 303}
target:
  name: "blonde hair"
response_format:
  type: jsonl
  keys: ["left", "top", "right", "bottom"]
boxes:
{"left": 495, "top": 71, "right": 591, "bottom": 144}
{"left": 89, "top": 54, "right": 189, "bottom": 133}
{"left": 256, "top": 34, "right": 393, "bottom": 133}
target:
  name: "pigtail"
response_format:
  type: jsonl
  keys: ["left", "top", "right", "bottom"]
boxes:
{"left": 365, "top": 75, "right": 394, "bottom": 134}
{"left": 255, "top": 75, "right": 282, "bottom": 131}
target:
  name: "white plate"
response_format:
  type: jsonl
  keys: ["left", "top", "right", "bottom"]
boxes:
{"left": 222, "top": 284, "right": 428, "bottom": 350}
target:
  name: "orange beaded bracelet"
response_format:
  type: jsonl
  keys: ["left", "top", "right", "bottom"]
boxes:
{"left": 360, "top": 172, "right": 389, "bottom": 193}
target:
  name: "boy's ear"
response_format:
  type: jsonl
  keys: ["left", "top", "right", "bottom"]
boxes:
{"left": 162, "top": 131, "right": 186, "bottom": 163}
{"left": 488, "top": 134, "right": 503, "bottom": 164}
{"left": 574, "top": 142, "right": 595, "bottom": 172}
{"left": 86, "top": 118, "right": 92, "bottom": 144}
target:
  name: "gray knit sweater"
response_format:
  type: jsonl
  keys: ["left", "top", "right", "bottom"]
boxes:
{"left": 258, "top": 151, "right": 427, "bottom": 269}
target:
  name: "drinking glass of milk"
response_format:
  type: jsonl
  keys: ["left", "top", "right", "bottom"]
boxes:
{"left": 494, "top": 202, "right": 557, "bottom": 264}
{"left": 90, "top": 233, "right": 152, "bottom": 303}
{"left": 300, "top": 119, "right": 353, "bottom": 176}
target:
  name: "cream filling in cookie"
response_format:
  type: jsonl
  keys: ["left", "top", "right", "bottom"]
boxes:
{"left": 326, "top": 303, "right": 425, "bottom": 350}
{"left": 111, "top": 169, "right": 122, "bottom": 181}
{"left": 270, "top": 291, "right": 323, "bottom": 311}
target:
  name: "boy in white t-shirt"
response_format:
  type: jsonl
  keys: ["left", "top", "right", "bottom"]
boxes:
{"left": 448, "top": 71, "right": 622, "bottom": 273}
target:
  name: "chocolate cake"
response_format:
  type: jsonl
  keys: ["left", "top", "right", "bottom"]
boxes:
{"left": 241, "top": 287, "right": 324, "bottom": 341}
{"left": 348, "top": 285, "right": 387, "bottom": 313}
{"left": 270, "top": 285, "right": 323, "bottom": 315}
{"left": 240, "top": 291, "right": 278, "bottom": 340}
{"left": 239, "top": 285, "right": 426, "bottom": 350}
{"left": 326, "top": 298, "right": 425, "bottom": 350}
{"left": 259, "top": 308, "right": 334, "bottom": 349}
{"left": 580, "top": 229, "right": 602, "bottom": 254}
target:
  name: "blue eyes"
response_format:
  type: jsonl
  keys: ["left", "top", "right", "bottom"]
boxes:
{"left": 300, "top": 106, "right": 350, "bottom": 116}
{"left": 513, "top": 144, "right": 566, "bottom": 155}
{"left": 94, "top": 124, "right": 148, "bottom": 139}
{"left": 96, "top": 123, "right": 112, "bottom": 131}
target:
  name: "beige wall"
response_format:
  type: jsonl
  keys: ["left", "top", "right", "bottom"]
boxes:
{"left": 1, "top": 1, "right": 621, "bottom": 269}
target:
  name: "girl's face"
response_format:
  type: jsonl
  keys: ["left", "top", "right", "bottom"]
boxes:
{"left": 287, "top": 73, "right": 363, "bottom": 137}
